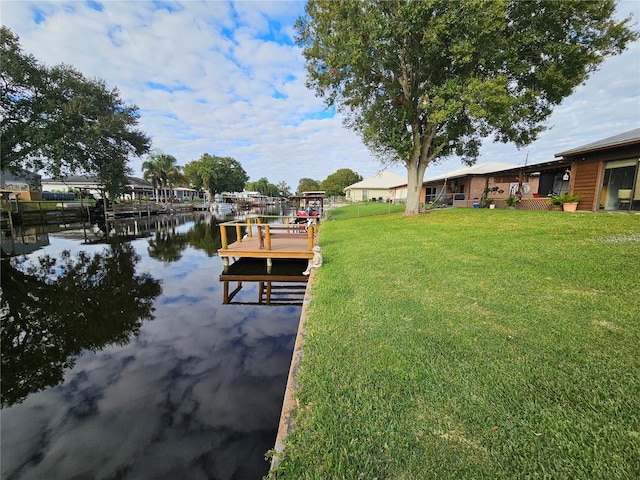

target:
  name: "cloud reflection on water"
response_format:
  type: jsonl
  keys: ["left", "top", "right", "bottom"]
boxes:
{"left": 1, "top": 224, "right": 301, "bottom": 480}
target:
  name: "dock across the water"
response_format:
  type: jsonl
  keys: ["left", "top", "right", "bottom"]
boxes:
{"left": 217, "top": 215, "right": 319, "bottom": 272}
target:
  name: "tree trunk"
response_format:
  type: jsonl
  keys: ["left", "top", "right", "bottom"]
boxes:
{"left": 404, "top": 167, "right": 421, "bottom": 215}
{"left": 404, "top": 125, "right": 437, "bottom": 215}
{"left": 404, "top": 159, "right": 429, "bottom": 215}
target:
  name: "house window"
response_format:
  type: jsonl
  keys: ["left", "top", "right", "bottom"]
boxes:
{"left": 362, "top": 189, "right": 368, "bottom": 200}
{"left": 600, "top": 159, "right": 639, "bottom": 211}
{"left": 425, "top": 187, "right": 437, "bottom": 203}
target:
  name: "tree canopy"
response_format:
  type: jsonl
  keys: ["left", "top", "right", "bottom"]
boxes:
{"left": 277, "top": 181, "right": 292, "bottom": 197}
{"left": 1, "top": 27, "right": 151, "bottom": 199}
{"left": 183, "top": 153, "right": 248, "bottom": 198}
{"left": 321, "top": 168, "right": 362, "bottom": 196}
{"left": 142, "top": 152, "right": 183, "bottom": 202}
{"left": 295, "top": 0, "right": 638, "bottom": 214}
{"left": 296, "top": 177, "right": 322, "bottom": 194}
{"left": 246, "top": 176, "right": 281, "bottom": 197}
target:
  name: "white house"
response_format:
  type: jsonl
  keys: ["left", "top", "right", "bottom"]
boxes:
{"left": 41, "top": 176, "right": 154, "bottom": 199}
{"left": 344, "top": 171, "right": 407, "bottom": 202}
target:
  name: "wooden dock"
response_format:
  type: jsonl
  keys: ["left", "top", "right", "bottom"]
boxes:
{"left": 219, "top": 258, "right": 308, "bottom": 305}
{"left": 217, "top": 216, "right": 318, "bottom": 272}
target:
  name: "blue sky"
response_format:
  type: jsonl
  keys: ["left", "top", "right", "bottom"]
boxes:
{"left": 2, "top": 1, "right": 639, "bottom": 189}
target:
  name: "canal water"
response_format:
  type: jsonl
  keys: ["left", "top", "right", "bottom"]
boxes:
{"left": 1, "top": 212, "right": 303, "bottom": 480}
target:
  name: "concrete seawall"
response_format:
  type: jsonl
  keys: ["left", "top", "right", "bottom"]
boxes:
{"left": 270, "top": 268, "right": 316, "bottom": 471}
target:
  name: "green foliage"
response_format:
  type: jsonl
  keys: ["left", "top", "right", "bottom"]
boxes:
{"left": 296, "top": 177, "right": 321, "bottom": 195}
{"left": 277, "top": 180, "right": 292, "bottom": 197}
{"left": 245, "top": 176, "right": 280, "bottom": 197}
{"left": 1, "top": 244, "right": 162, "bottom": 407}
{"left": 295, "top": 1, "right": 637, "bottom": 215}
{"left": 183, "top": 153, "right": 248, "bottom": 197}
{"left": 1, "top": 27, "right": 151, "bottom": 199}
{"left": 505, "top": 195, "right": 518, "bottom": 206}
{"left": 320, "top": 168, "right": 362, "bottom": 196}
{"left": 142, "top": 152, "right": 181, "bottom": 202}
{"left": 548, "top": 193, "right": 584, "bottom": 204}
{"left": 480, "top": 186, "right": 499, "bottom": 207}
{"left": 273, "top": 210, "right": 640, "bottom": 479}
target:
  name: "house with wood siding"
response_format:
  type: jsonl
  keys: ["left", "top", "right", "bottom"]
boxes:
{"left": 389, "top": 129, "right": 640, "bottom": 211}
{"left": 553, "top": 128, "right": 640, "bottom": 212}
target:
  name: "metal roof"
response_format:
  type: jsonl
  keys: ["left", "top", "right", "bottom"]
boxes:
{"left": 344, "top": 171, "right": 407, "bottom": 190}
{"left": 422, "top": 162, "right": 519, "bottom": 183}
{"left": 42, "top": 175, "right": 152, "bottom": 188}
{"left": 555, "top": 128, "right": 640, "bottom": 157}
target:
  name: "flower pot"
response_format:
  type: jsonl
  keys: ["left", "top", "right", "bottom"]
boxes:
{"left": 562, "top": 202, "right": 578, "bottom": 212}
{"left": 489, "top": 204, "right": 496, "bottom": 209}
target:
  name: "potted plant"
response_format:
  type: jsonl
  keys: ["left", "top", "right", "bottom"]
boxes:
{"left": 505, "top": 196, "right": 518, "bottom": 209}
{"left": 481, "top": 198, "right": 495, "bottom": 209}
{"left": 547, "top": 195, "right": 563, "bottom": 211}
{"left": 548, "top": 193, "right": 583, "bottom": 212}
{"left": 481, "top": 186, "right": 498, "bottom": 209}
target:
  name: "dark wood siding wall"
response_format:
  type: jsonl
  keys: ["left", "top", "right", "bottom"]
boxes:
{"left": 562, "top": 142, "right": 640, "bottom": 211}
{"left": 571, "top": 159, "right": 602, "bottom": 211}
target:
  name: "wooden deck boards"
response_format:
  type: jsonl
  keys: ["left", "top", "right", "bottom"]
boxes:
{"left": 217, "top": 232, "right": 316, "bottom": 259}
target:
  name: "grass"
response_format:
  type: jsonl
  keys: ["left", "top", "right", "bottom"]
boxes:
{"left": 271, "top": 207, "right": 640, "bottom": 479}
{"left": 325, "top": 201, "right": 406, "bottom": 221}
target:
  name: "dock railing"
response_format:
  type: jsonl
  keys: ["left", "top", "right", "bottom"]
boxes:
{"left": 218, "top": 215, "right": 318, "bottom": 252}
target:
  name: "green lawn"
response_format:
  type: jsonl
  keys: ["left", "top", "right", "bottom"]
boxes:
{"left": 271, "top": 207, "right": 640, "bottom": 479}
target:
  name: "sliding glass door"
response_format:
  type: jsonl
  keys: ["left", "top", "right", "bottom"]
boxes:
{"left": 600, "top": 159, "right": 639, "bottom": 211}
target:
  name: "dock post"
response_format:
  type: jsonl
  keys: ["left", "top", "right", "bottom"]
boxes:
{"left": 307, "top": 226, "right": 314, "bottom": 250}
{"left": 247, "top": 218, "right": 252, "bottom": 237}
{"left": 236, "top": 223, "right": 242, "bottom": 242}
{"left": 267, "top": 257, "right": 272, "bottom": 274}
{"left": 220, "top": 225, "right": 228, "bottom": 249}
{"left": 265, "top": 226, "right": 271, "bottom": 250}
{"left": 222, "top": 257, "right": 229, "bottom": 272}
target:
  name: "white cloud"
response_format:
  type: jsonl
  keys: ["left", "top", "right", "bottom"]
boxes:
{"left": 3, "top": 0, "right": 639, "bottom": 188}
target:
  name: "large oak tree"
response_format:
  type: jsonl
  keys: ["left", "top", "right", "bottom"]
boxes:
{"left": 296, "top": 177, "right": 321, "bottom": 194}
{"left": 321, "top": 168, "right": 362, "bottom": 196}
{"left": 295, "top": 0, "right": 637, "bottom": 214}
{"left": 1, "top": 27, "right": 150, "bottom": 199}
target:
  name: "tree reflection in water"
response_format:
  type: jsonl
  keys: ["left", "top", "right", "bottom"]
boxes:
{"left": 0, "top": 243, "right": 162, "bottom": 408}
{"left": 147, "top": 228, "right": 190, "bottom": 262}
{"left": 147, "top": 215, "right": 239, "bottom": 260}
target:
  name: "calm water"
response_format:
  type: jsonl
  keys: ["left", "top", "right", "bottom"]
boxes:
{"left": 1, "top": 213, "right": 303, "bottom": 480}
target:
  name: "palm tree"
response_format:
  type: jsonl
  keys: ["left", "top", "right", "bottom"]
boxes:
{"left": 157, "top": 154, "right": 178, "bottom": 202}
{"left": 142, "top": 153, "right": 178, "bottom": 202}
{"left": 166, "top": 166, "right": 187, "bottom": 200}
{"left": 142, "top": 155, "right": 164, "bottom": 202}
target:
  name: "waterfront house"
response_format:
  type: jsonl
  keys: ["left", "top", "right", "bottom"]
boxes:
{"left": 553, "top": 128, "right": 640, "bottom": 212}
{"left": 344, "top": 171, "right": 407, "bottom": 203}
{"left": 389, "top": 128, "right": 640, "bottom": 211}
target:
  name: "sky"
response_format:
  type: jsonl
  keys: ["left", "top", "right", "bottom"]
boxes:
{"left": 2, "top": 0, "right": 639, "bottom": 190}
